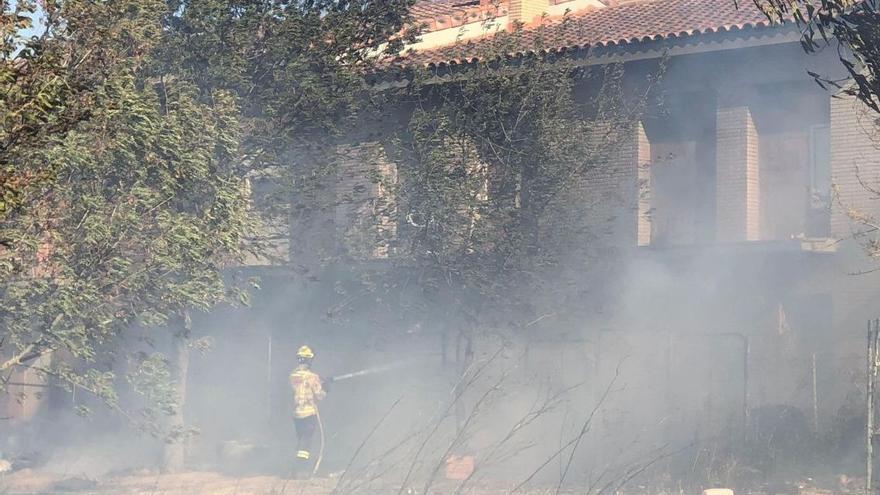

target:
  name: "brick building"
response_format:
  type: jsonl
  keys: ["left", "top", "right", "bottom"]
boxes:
{"left": 280, "top": 0, "right": 880, "bottom": 449}
{"left": 391, "top": 0, "right": 880, "bottom": 253}
{"left": 7, "top": 0, "right": 878, "bottom": 474}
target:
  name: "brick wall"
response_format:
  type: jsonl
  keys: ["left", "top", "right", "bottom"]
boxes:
{"left": 289, "top": 156, "right": 337, "bottom": 269}
{"left": 579, "top": 121, "right": 645, "bottom": 251}
{"left": 830, "top": 92, "right": 880, "bottom": 238}
{"left": 242, "top": 173, "right": 291, "bottom": 266}
{"left": 716, "top": 106, "right": 760, "bottom": 242}
{"left": 827, "top": 92, "right": 880, "bottom": 338}
{"left": 335, "top": 143, "right": 398, "bottom": 259}
{"left": 636, "top": 123, "right": 652, "bottom": 247}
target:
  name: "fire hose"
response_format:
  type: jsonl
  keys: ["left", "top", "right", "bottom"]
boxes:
{"left": 313, "top": 406, "right": 325, "bottom": 476}
{"left": 307, "top": 358, "right": 425, "bottom": 476}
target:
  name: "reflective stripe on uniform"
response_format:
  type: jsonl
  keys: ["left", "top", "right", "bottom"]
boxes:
{"left": 294, "top": 406, "right": 316, "bottom": 419}
{"left": 296, "top": 450, "right": 311, "bottom": 460}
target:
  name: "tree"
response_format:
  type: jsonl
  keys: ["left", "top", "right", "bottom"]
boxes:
{"left": 2, "top": 0, "right": 421, "bottom": 471}
{"left": 297, "top": 28, "right": 662, "bottom": 492}
{"left": 1, "top": 0, "right": 251, "bottom": 429}
{"left": 157, "top": 0, "right": 418, "bottom": 168}
{"left": 326, "top": 26, "right": 660, "bottom": 347}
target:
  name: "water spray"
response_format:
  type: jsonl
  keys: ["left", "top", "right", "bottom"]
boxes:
{"left": 327, "top": 359, "right": 424, "bottom": 383}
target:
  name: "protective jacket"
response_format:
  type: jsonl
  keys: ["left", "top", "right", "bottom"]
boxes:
{"left": 290, "top": 364, "right": 325, "bottom": 419}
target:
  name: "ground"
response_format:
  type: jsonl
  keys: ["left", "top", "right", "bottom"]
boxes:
{"left": 0, "top": 470, "right": 337, "bottom": 495}
{"left": 0, "top": 469, "right": 858, "bottom": 495}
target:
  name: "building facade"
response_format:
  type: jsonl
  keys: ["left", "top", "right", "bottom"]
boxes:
{"left": 300, "top": 0, "right": 880, "bottom": 452}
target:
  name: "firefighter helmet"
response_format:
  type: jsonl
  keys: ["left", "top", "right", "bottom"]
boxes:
{"left": 297, "top": 345, "right": 315, "bottom": 360}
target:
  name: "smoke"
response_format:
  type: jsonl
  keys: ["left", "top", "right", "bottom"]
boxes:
{"left": 5, "top": 25, "right": 880, "bottom": 495}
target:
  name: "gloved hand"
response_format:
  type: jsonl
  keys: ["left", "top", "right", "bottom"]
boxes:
{"left": 322, "top": 376, "right": 334, "bottom": 392}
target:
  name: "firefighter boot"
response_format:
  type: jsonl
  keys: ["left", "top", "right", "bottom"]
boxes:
{"left": 291, "top": 450, "right": 312, "bottom": 479}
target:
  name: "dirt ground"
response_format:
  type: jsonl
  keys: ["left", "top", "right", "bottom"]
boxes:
{"left": 0, "top": 470, "right": 529, "bottom": 495}
{"left": 0, "top": 469, "right": 860, "bottom": 495}
{"left": 0, "top": 470, "right": 338, "bottom": 495}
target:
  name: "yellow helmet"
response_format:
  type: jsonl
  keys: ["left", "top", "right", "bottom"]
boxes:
{"left": 297, "top": 345, "right": 315, "bottom": 360}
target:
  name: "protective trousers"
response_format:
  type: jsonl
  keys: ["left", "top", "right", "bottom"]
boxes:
{"left": 294, "top": 415, "right": 317, "bottom": 466}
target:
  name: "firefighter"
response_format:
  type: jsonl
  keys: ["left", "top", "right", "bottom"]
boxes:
{"left": 289, "top": 345, "right": 326, "bottom": 475}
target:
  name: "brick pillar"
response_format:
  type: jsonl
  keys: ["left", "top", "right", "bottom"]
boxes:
{"left": 509, "top": 0, "right": 548, "bottom": 25}
{"left": 830, "top": 91, "right": 880, "bottom": 238}
{"left": 636, "top": 123, "right": 652, "bottom": 247}
{"left": 716, "top": 105, "right": 760, "bottom": 242}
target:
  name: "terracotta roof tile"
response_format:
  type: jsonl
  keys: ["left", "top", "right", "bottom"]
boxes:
{"left": 403, "top": 0, "right": 773, "bottom": 67}
{"left": 410, "top": 0, "right": 487, "bottom": 20}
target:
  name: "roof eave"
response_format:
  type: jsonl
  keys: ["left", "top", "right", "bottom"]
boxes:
{"left": 369, "top": 22, "right": 801, "bottom": 86}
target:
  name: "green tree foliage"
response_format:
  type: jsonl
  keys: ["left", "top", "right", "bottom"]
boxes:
{"left": 158, "top": 0, "right": 419, "bottom": 166}
{"left": 1, "top": 0, "right": 420, "bottom": 434}
{"left": 332, "top": 28, "right": 660, "bottom": 338}
{"left": 0, "top": 1, "right": 250, "bottom": 418}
